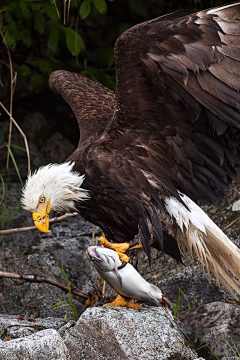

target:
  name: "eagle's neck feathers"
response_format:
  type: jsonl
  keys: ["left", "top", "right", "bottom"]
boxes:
{"left": 21, "top": 162, "right": 89, "bottom": 213}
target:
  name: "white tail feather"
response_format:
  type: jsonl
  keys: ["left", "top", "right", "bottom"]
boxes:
{"left": 165, "top": 192, "right": 240, "bottom": 300}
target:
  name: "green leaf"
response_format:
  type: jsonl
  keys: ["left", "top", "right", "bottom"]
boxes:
{"left": 19, "top": 2, "right": 32, "bottom": 20}
{"left": 80, "top": 0, "right": 91, "bottom": 20}
{"left": 44, "top": 4, "right": 59, "bottom": 22}
{"left": 4, "top": 145, "right": 23, "bottom": 186}
{"left": 29, "top": 59, "right": 54, "bottom": 76}
{"left": 20, "top": 64, "right": 31, "bottom": 76}
{"left": 34, "top": 12, "right": 45, "bottom": 35}
{"left": 0, "top": 174, "right": 5, "bottom": 207}
{"left": 47, "top": 26, "right": 59, "bottom": 53}
{"left": 19, "top": 28, "right": 32, "bottom": 48}
{"left": 3, "top": 11, "right": 12, "bottom": 23}
{"left": 31, "top": 3, "right": 41, "bottom": 11}
{"left": 3, "top": 29, "right": 16, "bottom": 49}
{"left": 29, "top": 72, "right": 44, "bottom": 90}
{"left": 3, "top": 12, "right": 19, "bottom": 48}
{"left": 93, "top": 0, "right": 107, "bottom": 15}
{"left": 65, "top": 27, "right": 85, "bottom": 56}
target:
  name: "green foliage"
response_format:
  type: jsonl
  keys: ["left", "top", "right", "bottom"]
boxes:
{"left": 93, "top": 0, "right": 107, "bottom": 15}
{"left": 0, "top": 145, "right": 23, "bottom": 186}
{"left": 0, "top": 0, "right": 114, "bottom": 90}
{"left": 0, "top": 0, "right": 226, "bottom": 92}
{"left": 0, "top": 144, "right": 22, "bottom": 236}
{"left": 173, "top": 287, "right": 195, "bottom": 317}
{"left": 0, "top": 142, "right": 39, "bottom": 232}
{"left": 196, "top": 340, "right": 240, "bottom": 359}
{"left": 0, "top": 174, "right": 5, "bottom": 207}
{"left": 65, "top": 27, "right": 85, "bottom": 56}
{"left": 80, "top": 0, "right": 92, "bottom": 20}
{"left": 195, "top": 342, "right": 220, "bottom": 360}
{"left": 225, "top": 341, "right": 240, "bottom": 357}
{"left": 50, "top": 265, "right": 79, "bottom": 321}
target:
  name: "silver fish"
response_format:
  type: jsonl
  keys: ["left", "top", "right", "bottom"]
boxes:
{"left": 87, "top": 246, "right": 172, "bottom": 312}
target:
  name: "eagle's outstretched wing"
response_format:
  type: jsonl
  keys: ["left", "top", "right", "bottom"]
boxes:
{"left": 109, "top": 3, "right": 240, "bottom": 205}
{"left": 49, "top": 71, "right": 114, "bottom": 147}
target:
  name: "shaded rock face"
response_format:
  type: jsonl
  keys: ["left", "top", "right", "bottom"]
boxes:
{"left": 0, "top": 242, "right": 88, "bottom": 319}
{"left": 0, "top": 308, "right": 201, "bottom": 360}
{"left": 179, "top": 302, "right": 240, "bottom": 360}
{"left": 0, "top": 329, "right": 70, "bottom": 360}
{"left": 0, "top": 314, "right": 68, "bottom": 340}
{"left": 63, "top": 307, "right": 200, "bottom": 360}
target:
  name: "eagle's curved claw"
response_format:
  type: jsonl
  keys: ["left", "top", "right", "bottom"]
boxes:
{"left": 107, "top": 294, "right": 142, "bottom": 308}
{"left": 98, "top": 236, "right": 130, "bottom": 262}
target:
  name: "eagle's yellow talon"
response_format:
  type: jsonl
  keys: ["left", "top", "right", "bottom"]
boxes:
{"left": 118, "top": 253, "right": 130, "bottom": 262}
{"left": 98, "top": 236, "right": 130, "bottom": 262}
{"left": 107, "top": 294, "right": 141, "bottom": 308}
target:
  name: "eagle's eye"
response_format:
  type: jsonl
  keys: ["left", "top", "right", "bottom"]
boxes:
{"left": 39, "top": 196, "right": 45, "bottom": 203}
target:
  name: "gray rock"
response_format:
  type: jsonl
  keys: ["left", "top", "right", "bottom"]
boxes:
{"left": 178, "top": 302, "right": 240, "bottom": 359}
{"left": 0, "top": 244, "right": 87, "bottom": 319}
{"left": 63, "top": 306, "right": 199, "bottom": 360}
{"left": 39, "top": 132, "right": 75, "bottom": 163}
{"left": 0, "top": 329, "right": 69, "bottom": 360}
{"left": 0, "top": 314, "right": 67, "bottom": 340}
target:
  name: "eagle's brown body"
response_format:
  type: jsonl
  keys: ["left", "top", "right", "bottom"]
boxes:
{"left": 46, "top": 3, "right": 240, "bottom": 298}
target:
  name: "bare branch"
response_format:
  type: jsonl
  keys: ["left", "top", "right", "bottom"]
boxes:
{"left": 223, "top": 216, "right": 240, "bottom": 231}
{"left": 0, "top": 102, "right": 31, "bottom": 174}
{"left": 6, "top": 39, "right": 14, "bottom": 169}
{"left": 0, "top": 212, "right": 79, "bottom": 235}
{"left": 83, "top": 270, "right": 103, "bottom": 297}
{"left": 0, "top": 270, "right": 88, "bottom": 299}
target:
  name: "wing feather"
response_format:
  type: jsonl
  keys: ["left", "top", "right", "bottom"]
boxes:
{"left": 102, "top": 2, "right": 240, "bottom": 207}
{"left": 49, "top": 70, "right": 114, "bottom": 147}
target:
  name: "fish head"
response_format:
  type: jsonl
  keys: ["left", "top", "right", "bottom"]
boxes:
{"left": 87, "top": 246, "right": 122, "bottom": 272}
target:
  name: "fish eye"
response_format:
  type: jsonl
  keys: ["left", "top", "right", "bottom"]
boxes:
{"left": 39, "top": 196, "right": 45, "bottom": 203}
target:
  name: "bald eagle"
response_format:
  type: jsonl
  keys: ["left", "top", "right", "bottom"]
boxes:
{"left": 22, "top": 3, "right": 240, "bottom": 305}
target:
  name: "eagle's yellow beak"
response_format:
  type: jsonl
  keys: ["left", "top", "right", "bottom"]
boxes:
{"left": 32, "top": 199, "right": 51, "bottom": 233}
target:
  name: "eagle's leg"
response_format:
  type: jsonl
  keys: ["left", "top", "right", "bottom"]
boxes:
{"left": 107, "top": 294, "right": 141, "bottom": 308}
{"left": 99, "top": 236, "right": 143, "bottom": 263}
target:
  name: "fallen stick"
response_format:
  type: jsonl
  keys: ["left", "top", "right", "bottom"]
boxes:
{"left": 0, "top": 212, "right": 79, "bottom": 235}
{"left": 223, "top": 216, "right": 240, "bottom": 231}
{"left": 0, "top": 270, "right": 88, "bottom": 299}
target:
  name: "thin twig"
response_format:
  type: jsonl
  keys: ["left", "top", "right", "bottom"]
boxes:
{"left": 223, "top": 216, "right": 240, "bottom": 231}
{"left": 0, "top": 27, "right": 16, "bottom": 170}
{"left": 102, "top": 280, "right": 106, "bottom": 299}
{"left": 6, "top": 40, "right": 14, "bottom": 169}
{"left": 83, "top": 270, "right": 103, "bottom": 297}
{"left": 53, "top": 0, "right": 60, "bottom": 18}
{"left": 0, "top": 270, "right": 88, "bottom": 299}
{"left": 0, "top": 102, "right": 30, "bottom": 175}
{"left": 67, "top": 0, "right": 71, "bottom": 23}
{"left": 91, "top": 225, "right": 96, "bottom": 245}
{"left": 0, "top": 212, "right": 79, "bottom": 235}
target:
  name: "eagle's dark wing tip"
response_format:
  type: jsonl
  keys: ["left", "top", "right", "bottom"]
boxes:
{"left": 49, "top": 70, "right": 72, "bottom": 87}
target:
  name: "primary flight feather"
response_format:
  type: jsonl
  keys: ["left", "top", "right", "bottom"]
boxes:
{"left": 22, "top": 3, "right": 240, "bottom": 301}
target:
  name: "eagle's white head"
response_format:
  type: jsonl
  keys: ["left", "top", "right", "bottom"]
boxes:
{"left": 21, "top": 162, "right": 89, "bottom": 233}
